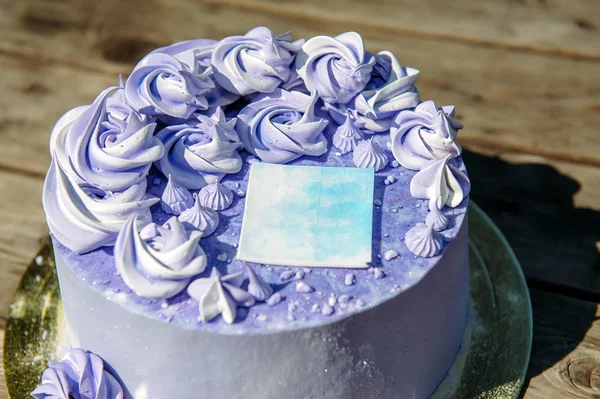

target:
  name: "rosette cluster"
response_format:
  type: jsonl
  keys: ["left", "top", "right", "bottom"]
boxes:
{"left": 43, "top": 26, "right": 469, "bottom": 291}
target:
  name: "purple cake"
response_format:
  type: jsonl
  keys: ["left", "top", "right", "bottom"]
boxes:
{"left": 37, "top": 27, "right": 470, "bottom": 399}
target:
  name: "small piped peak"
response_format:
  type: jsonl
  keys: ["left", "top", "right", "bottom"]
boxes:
{"left": 161, "top": 174, "right": 194, "bottom": 215}
{"left": 178, "top": 193, "right": 220, "bottom": 236}
{"left": 333, "top": 114, "right": 363, "bottom": 155}
{"left": 425, "top": 197, "right": 449, "bottom": 231}
{"left": 187, "top": 268, "right": 255, "bottom": 324}
{"left": 198, "top": 181, "right": 234, "bottom": 211}
{"left": 405, "top": 222, "right": 443, "bottom": 258}
{"left": 353, "top": 138, "right": 388, "bottom": 172}
{"left": 245, "top": 263, "right": 274, "bottom": 301}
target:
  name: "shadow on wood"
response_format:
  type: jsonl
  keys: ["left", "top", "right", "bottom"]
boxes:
{"left": 463, "top": 149, "right": 600, "bottom": 397}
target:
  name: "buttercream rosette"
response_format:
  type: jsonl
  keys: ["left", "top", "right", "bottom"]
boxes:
{"left": 155, "top": 107, "right": 242, "bottom": 189}
{"left": 390, "top": 100, "right": 463, "bottom": 170}
{"left": 49, "top": 86, "right": 164, "bottom": 192}
{"left": 125, "top": 51, "right": 214, "bottom": 119}
{"left": 354, "top": 51, "right": 420, "bottom": 133}
{"left": 31, "top": 348, "right": 124, "bottom": 399}
{"left": 43, "top": 156, "right": 158, "bottom": 254}
{"left": 236, "top": 89, "right": 329, "bottom": 164}
{"left": 150, "top": 39, "right": 239, "bottom": 107}
{"left": 211, "top": 26, "right": 301, "bottom": 96}
{"left": 114, "top": 214, "right": 207, "bottom": 299}
{"left": 295, "top": 32, "right": 375, "bottom": 104}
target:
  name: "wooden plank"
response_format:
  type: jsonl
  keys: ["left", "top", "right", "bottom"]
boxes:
{"left": 0, "top": 171, "right": 47, "bottom": 322}
{"left": 524, "top": 288, "right": 600, "bottom": 398}
{"left": 0, "top": 55, "right": 115, "bottom": 177}
{"left": 203, "top": 0, "right": 600, "bottom": 60}
{"left": 0, "top": 0, "right": 599, "bottom": 179}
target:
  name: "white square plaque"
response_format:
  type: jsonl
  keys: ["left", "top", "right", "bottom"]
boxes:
{"left": 237, "top": 163, "right": 374, "bottom": 268}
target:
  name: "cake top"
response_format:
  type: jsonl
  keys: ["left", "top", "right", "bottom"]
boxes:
{"left": 43, "top": 27, "right": 470, "bottom": 329}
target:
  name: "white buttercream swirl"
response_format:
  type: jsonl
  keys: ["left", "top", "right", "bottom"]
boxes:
{"left": 332, "top": 114, "right": 363, "bottom": 154}
{"left": 211, "top": 27, "right": 299, "bottom": 96}
{"left": 295, "top": 32, "right": 375, "bottom": 104}
{"left": 114, "top": 214, "right": 207, "bottom": 299}
{"left": 410, "top": 155, "right": 470, "bottom": 209}
{"left": 49, "top": 87, "right": 164, "bottom": 192}
{"left": 354, "top": 51, "right": 420, "bottom": 132}
{"left": 198, "top": 182, "right": 234, "bottom": 211}
{"left": 156, "top": 107, "right": 243, "bottom": 190}
{"left": 187, "top": 268, "right": 255, "bottom": 324}
{"left": 178, "top": 193, "right": 219, "bottom": 236}
{"left": 43, "top": 157, "right": 158, "bottom": 254}
{"left": 390, "top": 100, "right": 463, "bottom": 170}
{"left": 236, "top": 89, "right": 328, "bottom": 164}
{"left": 352, "top": 138, "right": 388, "bottom": 171}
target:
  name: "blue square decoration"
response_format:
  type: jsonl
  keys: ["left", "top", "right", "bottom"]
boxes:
{"left": 237, "top": 163, "right": 374, "bottom": 268}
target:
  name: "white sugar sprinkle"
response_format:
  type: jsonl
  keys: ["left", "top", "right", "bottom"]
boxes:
{"left": 374, "top": 268, "right": 386, "bottom": 280}
{"left": 35, "top": 255, "right": 43, "bottom": 265}
{"left": 216, "top": 253, "right": 228, "bottom": 262}
{"left": 321, "top": 304, "right": 334, "bottom": 316}
{"left": 328, "top": 296, "right": 337, "bottom": 307}
{"left": 373, "top": 199, "right": 382, "bottom": 206}
{"left": 296, "top": 281, "right": 314, "bottom": 293}
{"left": 267, "top": 292, "right": 283, "bottom": 306}
{"left": 237, "top": 190, "right": 246, "bottom": 197}
{"left": 383, "top": 250, "right": 399, "bottom": 261}
{"left": 345, "top": 274, "right": 355, "bottom": 286}
{"left": 391, "top": 160, "right": 400, "bottom": 168}
{"left": 311, "top": 304, "right": 320, "bottom": 313}
{"left": 280, "top": 270, "right": 295, "bottom": 281}
{"left": 294, "top": 270, "right": 305, "bottom": 280}
{"left": 338, "top": 294, "right": 351, "bottom": 304}
{"left": 256, "top": 313, "right": 267, "bottom": 322}
{"left": 355, "top": 299, "right": 366, "bottom": 309}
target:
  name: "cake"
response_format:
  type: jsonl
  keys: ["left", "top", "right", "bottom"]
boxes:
{"left": 35, "top": 27, "right": 470, "bottom": 399}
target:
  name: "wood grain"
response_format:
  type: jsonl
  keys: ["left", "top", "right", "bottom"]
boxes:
{"left": 0, "top": 0, "right": 599, "bottom": 178}
{"left": 201, "top": 0, "right": 600, "bottom": 60}
{"left": 524, "top": 288, "right": 600, "bottom": 398}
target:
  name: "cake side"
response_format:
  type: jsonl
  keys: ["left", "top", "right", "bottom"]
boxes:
{"left": 54, "top": 217, "right": 468, "bottom": 399}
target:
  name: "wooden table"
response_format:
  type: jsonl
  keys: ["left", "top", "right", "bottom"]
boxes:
{"left": 1, "top": 0, "right": 599, "bottom": 397}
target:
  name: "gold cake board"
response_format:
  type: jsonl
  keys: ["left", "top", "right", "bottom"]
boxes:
{"left": 3, "top": 202, "right": 532, "bottom": 399}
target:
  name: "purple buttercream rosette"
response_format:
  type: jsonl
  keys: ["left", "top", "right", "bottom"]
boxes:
{"left": 49, "top": 86, "right": 164, "bottom": 192}
{"left": 31, "top": 348, "right": 124, "bottom": 399}
{"left": 235, "top": 89, "right": 329, "bottom": 164}
{"left": 125, "top": 51, "right": 214, "bottom": 120}
{"left": 295, "top": 31, "right": 375, "bottom": 104}
{"left": 211, "top": 26, "right": 301, "bottom": 96}
{"left": 155, "top": 108, "right": 243, "bottom": 189}
{"left": 390, "top": 100, "right": 463, "bottom": 171}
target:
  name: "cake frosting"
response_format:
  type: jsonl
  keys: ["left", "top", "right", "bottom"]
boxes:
{"left": 38, "top": 27, "right": 470, "bottom": 399}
